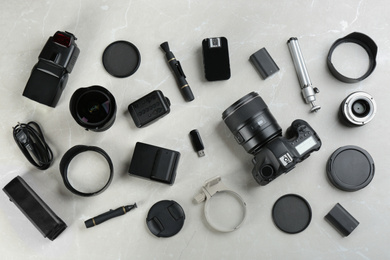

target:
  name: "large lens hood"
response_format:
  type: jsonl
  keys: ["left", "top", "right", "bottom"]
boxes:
{"left": 70, "top": 85, "right": 116, "bottom": 132}
{"left": 327, "top": 32, "right": 377, "bottom": 83}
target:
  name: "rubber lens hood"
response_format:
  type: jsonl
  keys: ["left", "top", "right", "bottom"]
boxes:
{"left": 70, "top": 85, "right": 116, "bottom": 132}
{"left": 327, "top": 32, "right": 377, "bottom": 83}
{"left": 59, "top": 145, "right": 114, "bottom": 197}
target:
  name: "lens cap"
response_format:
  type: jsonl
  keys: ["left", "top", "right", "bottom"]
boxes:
{"left": 146, "top": 200, "right": 185, "bottom": 238}
{"left": 272, "top": 194, "right": 312, "bottom": 234}
{"left": 327, "top": 145, "right": 374, "bottom": 191}
{"left": 102, "top": 41, "right": 141, "bottom": 78}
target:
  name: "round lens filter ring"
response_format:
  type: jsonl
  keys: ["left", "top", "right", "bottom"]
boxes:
{"left": 272, "top": 194, "right": 312, "bottom": 234}
{"left": 327, "top": 145, "right": 375, "bottom": 191}
{"left": 102, "top": 40, "right": 141, "bottom": 78}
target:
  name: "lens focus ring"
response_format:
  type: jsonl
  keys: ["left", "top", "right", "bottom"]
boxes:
{"left": 222, "top": 92, "right": 282, "bottom": 154}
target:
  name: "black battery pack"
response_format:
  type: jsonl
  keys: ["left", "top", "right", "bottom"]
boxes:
{"left": 128, "top": 142, "right": 180, "bottom": 185}
{"left": 128, "top": 90, "right": 170, "bottom": 128}
{"left": 202, "top": 37, "right": 231, "bottom": 81}
{"left": 250, "top": 47, "right": 279, "bottom": 79}
{"left": 3, "top": 176, "right": 67, "bottom": 241}
{"left": 325, "top": 203, "right": 359, "bottom": 236}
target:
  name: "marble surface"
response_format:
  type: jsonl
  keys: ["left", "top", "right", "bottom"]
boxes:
{"left": 1, "top": 0, "right": 390, "bottom": 259}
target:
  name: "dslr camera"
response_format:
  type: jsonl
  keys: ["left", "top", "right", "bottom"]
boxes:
{"left": 222, "top": 92, "right": 321, "bottom": 185}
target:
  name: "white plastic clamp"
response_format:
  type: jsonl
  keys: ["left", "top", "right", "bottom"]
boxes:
{"left": 194, "top": 176, "right": 247, "bottom": 232}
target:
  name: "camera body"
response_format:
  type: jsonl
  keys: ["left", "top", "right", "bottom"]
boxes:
{"left": 23, "top": 31, "right": 79, "bottom": 107}
{"left": 252, "top": 119, "right": 321, "bottom": 185}
{"left": 222, "top": 92, "right": 322, "bottom": 186}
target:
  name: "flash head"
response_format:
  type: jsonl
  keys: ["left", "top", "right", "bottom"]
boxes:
{"left": 23, "top": 31, "right": 80, "bottom": 107}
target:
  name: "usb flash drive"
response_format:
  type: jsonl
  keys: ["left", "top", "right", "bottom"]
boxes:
{"left": 189, "top": 129, "right": 205, "bottom": 157}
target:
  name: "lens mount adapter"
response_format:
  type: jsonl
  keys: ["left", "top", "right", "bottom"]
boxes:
{"left": 70, "top": 85, "right": 117, "bottom": 132}
{"left": 339, "top": 91, "right": 376, "bottom": 126}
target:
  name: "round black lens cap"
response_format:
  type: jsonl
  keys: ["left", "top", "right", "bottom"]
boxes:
{"left": 102, "top": 41, "right": 141, "bottom": 78}
{"left": 327, "top": 145, "right": 374, "bottom": 191}
{"left": 146, "top": 200, "right": 185, "bottom": 238}
{"left": 272, "top": 194, "right": 312, "bottom": 234}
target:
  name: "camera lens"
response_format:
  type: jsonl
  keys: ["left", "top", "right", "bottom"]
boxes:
{"left": 339, "top": 91, "right": 376, "bottom": 126}
{"left": 70, "top": 86, "right": 116, "bottom": 132}
{"left": 222, "top": 92, "right": 282, "bottom": 154}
